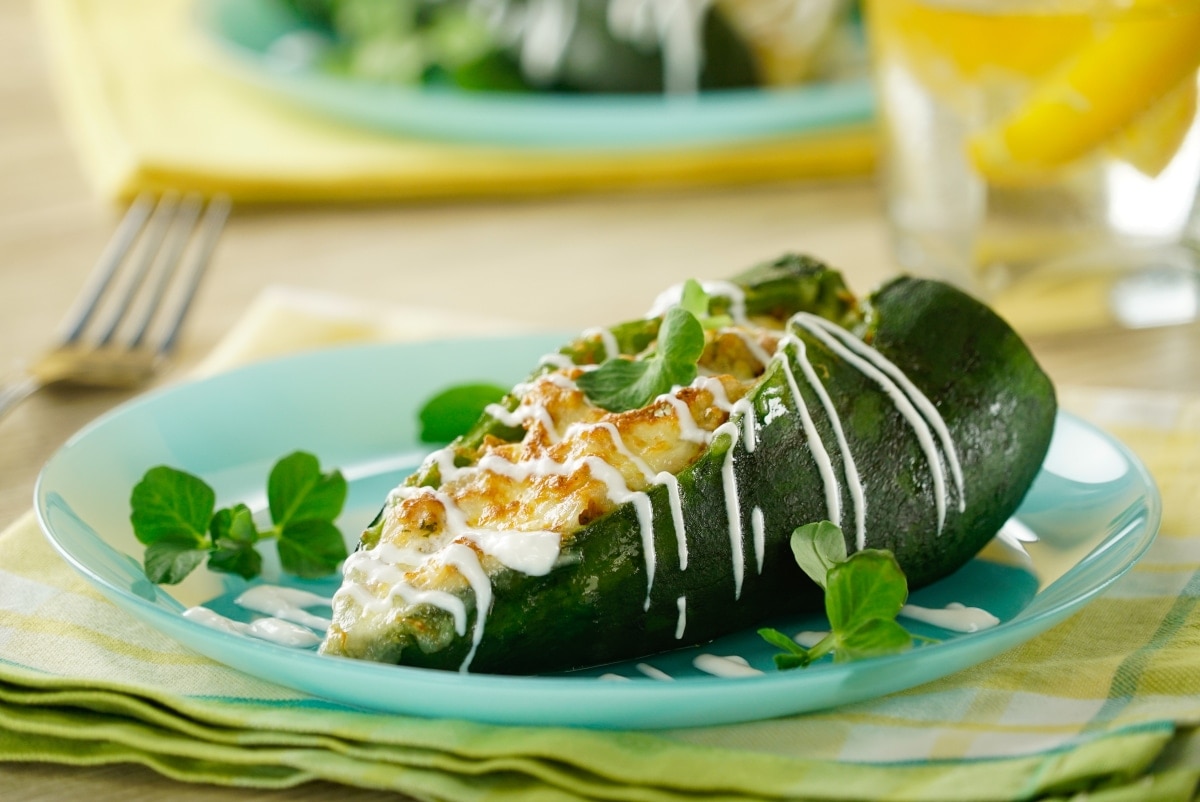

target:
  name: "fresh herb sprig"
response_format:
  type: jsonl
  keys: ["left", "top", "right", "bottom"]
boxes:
{"left": 577, "top": 278, "right": 732, "bottom": 413}
{"left": 418, "top": 382, "right": 509, "bottom": 443}
{"left": 130, "top": 451, "right": 348, "bottom": 584}
{"left": 576, "top": 305, "right": 705, "bottom": 412}
{"left": 413, "top": 280, "right": 727, "bottom": 424}
{"left": 759, "top": 521, "right": 914, "bottom": 669}
{"left": 679, "top": 278, "right": 733, "bottom": 330}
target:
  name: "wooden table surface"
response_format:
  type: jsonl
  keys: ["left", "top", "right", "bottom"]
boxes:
{"left": 2, "top": 1, "right": 1199, "bottom": 800}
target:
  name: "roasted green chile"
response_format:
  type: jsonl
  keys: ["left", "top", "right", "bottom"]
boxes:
{"left": 325, "top": 255, "right": 1057, "bottom": 674}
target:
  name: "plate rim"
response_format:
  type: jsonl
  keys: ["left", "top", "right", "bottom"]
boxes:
{"left": 34, "top": 335, "right": 1162, "bottom": 727}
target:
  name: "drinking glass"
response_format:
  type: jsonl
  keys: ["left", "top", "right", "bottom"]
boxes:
{"left": 864, "top": 0, "right": 1200, "bottom": 330}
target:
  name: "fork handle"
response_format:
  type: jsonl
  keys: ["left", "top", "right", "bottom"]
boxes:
{"left": 0, "top": 375, "right": 42, "bottom": 423}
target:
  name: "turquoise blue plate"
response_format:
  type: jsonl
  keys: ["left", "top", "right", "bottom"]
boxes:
{"left": 192, "top": 0, "right": 875, "bottom": 149}
{"left": 36, "top": 335, "right": 1160, "bottom": 729}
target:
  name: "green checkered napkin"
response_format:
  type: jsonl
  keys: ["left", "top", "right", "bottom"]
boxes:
{"left": 1, "top": 289, "right": 1197, "bottom": 801}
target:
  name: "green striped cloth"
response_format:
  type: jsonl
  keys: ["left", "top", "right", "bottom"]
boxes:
{"left": 2, "top": 289, "right": 1198, "bottom": 801}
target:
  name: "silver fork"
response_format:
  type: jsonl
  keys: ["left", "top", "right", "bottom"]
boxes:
{"left": 0, "top": 192, "right": 231, "bottom": 421}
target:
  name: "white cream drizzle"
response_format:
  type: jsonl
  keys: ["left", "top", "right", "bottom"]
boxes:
{"left": 806, "top": 316, "right": 966, "bottom": 515}
{"left": 791, "top": 313, "right": 961, "bottom": 533}
{"left": 183, "top": 605, "right": 323, "bottom": 649}
{"left": 583, "top": 326, "right": 621, "bottom": 361}
{"left": 693, "top": 653, "right": 763, "bottom": 678}
{"left": 234, "top": 585, "right": 332, "bottom": 631}
{"left": 485, "top": 400, "right": 561, "bottom": 444}
{"left": 693, "top": 377, "right": 760, "bottom": 596}
{"left": 571, "top": 419, "right": 693, "bottom": 583}
{"left": 710, "top": 282, "right": 749, "bottom": 323}
{"left": 728, "top": 328, "right": 775, "bottom": 370}
{"left": 539, "top": 352, "right": 575, "bottom": 370}
{"left": 713, "top": 419, "right": 746, "bottom": 600}
{"left": 519, "top": 0, "right": 580, "bottom": 85}
{"left": 610, "top": 0, "right": 714, "bottom": 94}
{"left": 778, "top": 342, "right": 842, "bottom": 528}
{"left": 468, "top": 529, "right": 561, "bottom": 576}
{"left": 658, "top": 469, "right": 688, "bottom": 570}
{"left": 793, "top": 630, "right": 828, "bottom": 648}
{"left": 382, "top": 370, "right": 725, "bottom": 636}
{"left": 434, "top": 487, "right": 562, "bottom": 576}
{"left": 900, "top": 602, "right": 999, "bottom": 633}
{"left": 659, "top": 394, "right": 710, "bottom": 444}
{"left": 733, "top": 397, "right": 757, "bottom": 454}
{"left": 443, "top": 543, "right": 494, "bottom": 672}
{"left": 646, "top": 280, "right": 748, "bottom": 322}
{"left": 472, "top": 450, "right": 658, "bottom": 609}
{"left": 750, "top": 506, "right": 766, "bottom": 575}
{"left": 696, "top": 374, "right": 733, "bottom": 411}
{"left": 341, "top": 551, "right": 469, "bottom": 636}
{"left": 341, "top": 491, "right": 495, "bottom": 643}
{"left": 636, "top": 662, "right": 674, "bottom": 681}
{"left": 576, "top": 421, "right": 656, "bottom": 477}
{"left": 675, "top": 595, "right": 687, "bottom": 639}
{"left": 783, "top": 334, "right": 868, "bottom": 550}
{"left": 475, "top": 0, "right": 717, "bottom": 95}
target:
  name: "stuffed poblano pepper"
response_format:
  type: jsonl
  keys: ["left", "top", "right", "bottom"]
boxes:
{"left": 319, "top": 254, "right": 1057, "bottom": 673}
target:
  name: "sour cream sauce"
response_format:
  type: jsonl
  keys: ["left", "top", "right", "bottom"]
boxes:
{"left": 183, "top": 585, "right": 334, "bottom": 649}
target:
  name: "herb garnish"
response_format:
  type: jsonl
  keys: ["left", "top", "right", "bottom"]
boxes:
{"left": 576, "top": 305, "right": 705, "bottom": 412}
{"left": 412, "top": 279, "right": 724, "bottom": 422}
{"left": 679, "top": 278, "right": 732, "bottom": 330}
{"left": 577, "top": 282, "right": 715, "bottom": 414}
{"left": 130, "top": 451, "right": 348, "bottom": 584}
{"left": 759, "top": 521, "right": 914, "bottom": 669}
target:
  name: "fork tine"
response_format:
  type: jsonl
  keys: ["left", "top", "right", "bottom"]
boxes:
{"left": 60, "top": 193, "right": 157, "bottom": 345}
{"left": 127, "top": 193, "right": 205, "bottom": 349}
{"left": 0, "top": 193, "right": 230, "bottom": 422}
{"left": 94, "top": 192, "right": 182, "bottom": 347}
{"left": 157, "top": 194, "right": 231, "bottom": 356}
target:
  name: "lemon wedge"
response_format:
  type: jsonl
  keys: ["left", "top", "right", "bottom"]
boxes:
{"left": 1108, "top": 76, "right": 1198, "bottom": 177}
{"left": 968, "top": 9, "right": 1200, "bottom": 184}
{"left": 867, "top": 1, "right": 1090, "bottom": 83}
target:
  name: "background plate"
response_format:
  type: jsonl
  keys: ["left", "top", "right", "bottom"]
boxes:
{"left": 36, "top": 335, "right": 1161, "bottom": 729}
{"left": 192, "top": 0, "right": 875, "bottom": 149}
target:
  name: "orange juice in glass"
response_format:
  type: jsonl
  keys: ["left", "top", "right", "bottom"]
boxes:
{"left": 865, "top": 0, "right": 1200, "bottom": 327}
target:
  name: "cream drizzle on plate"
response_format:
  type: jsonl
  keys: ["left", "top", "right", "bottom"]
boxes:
{"left": 183, "top": 585, "right": 334, "bottom": 649}
{"left": 900, "top": 602, "right": 999, "bottom": 633}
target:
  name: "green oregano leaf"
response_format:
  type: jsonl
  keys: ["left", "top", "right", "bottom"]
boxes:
{"left": 790, "top": 520, "right": 848, "bottom": 589}
{"left": 268, "top": 451, "right": 347, "bottom": 528}
{"left": 143, "top": 537, "right": 208, "bottom": 585}
{"left": 825, "top": 549, "right": 908, "bottom": 633}
{"left": 577, "top": 305, "right": 705, "bottom": 412}
{"left": 208, "top": 504, "right": 263, "bottom": 580}
{"left": 132, "top": 452, "right": 347, "bottom": 585}
{"left": 130, "top": 466, "right": 214, "bottom": 547}
{"left": 277, "top": 519, "right": 349, "bottom": 579}
{"left": 759, "top": 522, "right": 915, "bottom": 670}
{"left": 418, "top": 382, "right": 509, "bottom": 443}
{"left": 679, "top": 279, "right": 733, "bottom": 330}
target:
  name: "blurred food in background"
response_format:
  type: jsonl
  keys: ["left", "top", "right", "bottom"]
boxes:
{"left": 276, "top": 0, "right": 855, "bottom": 94}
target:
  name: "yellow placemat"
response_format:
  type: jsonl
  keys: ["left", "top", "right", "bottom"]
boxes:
{"left": 36, "top": 0, "right": 877, "bottom": 204}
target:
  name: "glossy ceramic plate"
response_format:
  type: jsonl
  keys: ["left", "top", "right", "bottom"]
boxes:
{"left": 37, "top": 335, "right": 1160, "bottom": 729}
{"left": 192, "top": 0, "right": 874, "bottom": 149}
